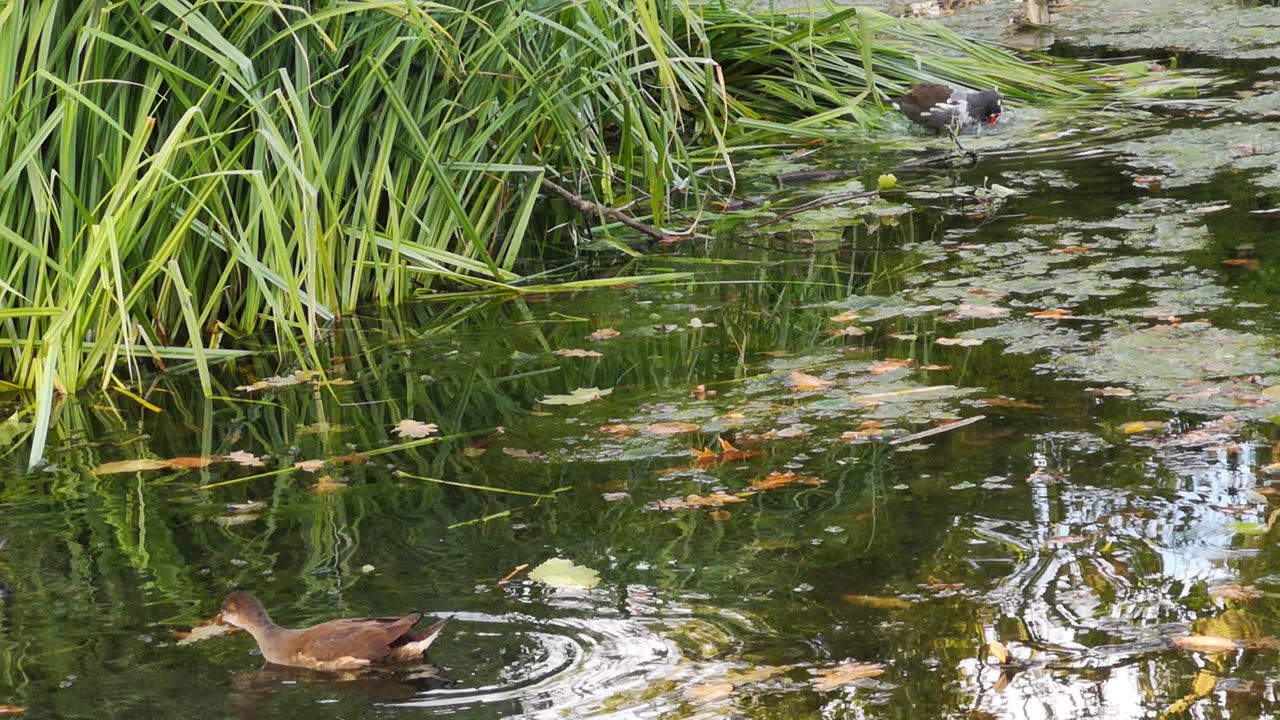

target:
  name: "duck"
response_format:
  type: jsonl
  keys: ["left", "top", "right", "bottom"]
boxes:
{"left": 891, "top": 83, "right": 1003, "bottom": 134}
{"left": 218, "top": 590, "right": 449, "bottom": 671}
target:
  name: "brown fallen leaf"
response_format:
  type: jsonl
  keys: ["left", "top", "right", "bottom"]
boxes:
{"left": 502, "top": 447, "right": 544, "bottom": 459}
{"left": 330, "top": 452, "right": 368, "bottom": 465}
{"left": 748, "top": 472, "right": 823, "bottom": 491}
{"left": 811, "top": 660, "right": 885, "bottom": 691}
{"left": 683, "top": 682, "right": 735, "bottom": 701}
{"left": 920, "top": 364, "right": 951, "bottom": 372}
{"left": 935, "top": 337, "right": 983, "bottom": 347}
{"left": 987, "top": 640, "right": 1009, "bottom": 664}
{"left": 0, "top": 706, "right": 26, "bottom": 715}
{"left": 1222, "top": 258, "right": 1260, "bottom": 270}
{"left": 599, "top": 423, "right": 638, "bottom": 436}
{"left": 1048, "top": 245, "right": 1095, "bottom": 254}
{"left": 308, "top": 475, "right": 347, "bottom": 493}
{"left": 982, "top": 397, "right": 1043, "bottom": 410}
{"left": 235, "top": 369, "right": 322, "bottom": 393}
{"left": 644, "top": 422, "right": 700, "bottom": 435}
{"left": 393, "top": 419, "right": 439, "bottom": 439}
{"left": 93, "top": 458, "right": 174, "bottom": 475}
{"left": 224, "top": 450, "right": 266, "bottom": 467}
{"left": 1088, "top": 386, "right": 1134, "bottom": 397}
{"left": 829, "top": 311, "right": 861, "bottom": 323}
{"left": 690, "top": 384, "right": 714, "bottom": 400}
{"left": 587, "top": 327, "right": 621, "bottom": 341}
{"left": 787, "top": 370, "right": 833, "bottom": 392}
{"left": 294, "top": 459, "right": 325, "bottom": 473}
{"left": 841, "top": 594, "right": 911, "bottom": 610}
{"left": 868, "top": 358, "right": 913, "bottom": 375}
{"left": 554, "top": 348, "right": 603, "bottom": 358}
{"left": 654, "top": 491, "right": 746, "bottom": 510}
{"left": 951, "top": 304, "right": 1009, "bottom": 319}
{"left": 1171, "top": 635, "right": 1237, "bottom": 654}
{"left": 166, "top": 456, "right": 214, "bottom": 470}
{"left": 174, "top": 619, "right": 237, "bottom": 645}
{"left": 1209, "top": 584, "right": 1261, "bottom": 602}
{"left": 1029, "top": 308, "right": 1073, "bottom": 320}
{"left": 708, "top": 509, "right": 732, "bottom": 521}
{"left": 725, "top": 664, "right": 795, "bottom": 684}
{"left": 826, "top": 326, "right": 866, "bottom": 337}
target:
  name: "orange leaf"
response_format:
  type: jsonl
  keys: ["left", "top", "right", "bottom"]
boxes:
{"left": 868, "top": 359, "right": 913, "bottom": 375}
{"left": 747, "top": 472, "right": 823, "bottom": 491}
{"left": 644, "top": 422, "right": 700, "bottom": 435}
{"left": 787, "top": 370, "right": 833, "bottom": 392}
{"left": 587, "top": 328, "right": 621, "bottom": 341}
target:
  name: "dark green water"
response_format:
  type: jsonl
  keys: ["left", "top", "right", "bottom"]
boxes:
{"left": 7, "top": 63, "right": 1280, "bottom": 719}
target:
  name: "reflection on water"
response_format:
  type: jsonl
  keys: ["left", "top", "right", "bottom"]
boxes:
{"left": 6, "top": 54, "right": 1280, "bottom": 720}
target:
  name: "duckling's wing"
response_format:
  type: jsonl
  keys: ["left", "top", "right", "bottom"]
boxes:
{"left": 293, "top": 613, "right": 424, "bottom": 666}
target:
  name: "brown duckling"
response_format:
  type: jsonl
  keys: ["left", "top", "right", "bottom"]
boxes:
{"left": 219, "top": 591, "right": 449, "bottom": 671}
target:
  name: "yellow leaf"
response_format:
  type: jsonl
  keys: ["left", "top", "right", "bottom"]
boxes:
{"left": 811, "top": 661, "right": 885, "bottom": 691}
{"left": 787, "top": 370, "right": 833, "bottom": 392}
{"left": 1171, "top": 635, "right": 1237, "bottom": 654}
{"left": 987, "top": 640, "right": 1009, "bottom": 664}
{"left": 93, "top": 458, "right": 171, "bottom": 475}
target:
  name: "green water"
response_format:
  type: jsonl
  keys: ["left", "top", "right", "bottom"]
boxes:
{"left": 7, "top": 61, "right": 1280, "bottom": 719}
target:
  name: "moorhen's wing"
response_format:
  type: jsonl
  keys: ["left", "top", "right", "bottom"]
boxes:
{"left": 292, "top": 613, "right": 425, "bottom": 667}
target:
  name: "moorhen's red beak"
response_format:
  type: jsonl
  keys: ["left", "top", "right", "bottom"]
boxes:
{"left": 988, "top": 114, "right": 1000, "bottom": 127}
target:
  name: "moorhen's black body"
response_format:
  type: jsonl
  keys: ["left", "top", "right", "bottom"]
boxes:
{"left": 891, "top": 83, "right": 1003, "bottom": 133}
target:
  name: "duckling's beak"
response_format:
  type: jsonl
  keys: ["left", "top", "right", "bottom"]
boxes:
{"left": 988, "top": 113, "right": 1000, "bottom": 127}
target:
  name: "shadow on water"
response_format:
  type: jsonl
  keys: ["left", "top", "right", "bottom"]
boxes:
{"left": 8, "top": 48, "right": 1280, "bottom": 719}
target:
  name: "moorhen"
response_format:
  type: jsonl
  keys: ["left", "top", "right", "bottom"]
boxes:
{"left": 891, "top": 83, "right": 1003, "bottom": 133}
{"left": 218, "top": 591, "right": 450, "bottom": 671}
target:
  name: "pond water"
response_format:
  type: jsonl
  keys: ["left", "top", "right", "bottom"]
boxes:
{"left": 5, "top": 52, "right": 1280, "bottom": 719}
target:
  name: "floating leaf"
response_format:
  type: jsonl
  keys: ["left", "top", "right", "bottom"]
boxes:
{"left": 1209, "top": 584, "right": 1261, "bottom": 601}
{"left": 951, "top": 304, "right": 1009, "bottom": 319}
{"left": 683, "top": 682, "right": 735, "bottom": 701}
{"left": 224, "top": 450, "right": 265, "bottom": 467}
{"left": 174, "top": 619, "right": 236, "bottom": 646}
{"left": 787, "top": 370, "right": 833, "bottom": 392}
{"left": 826, "top": 326, "right": 866, "bottom": 337}
{"left": 868, "top": 359, "right": 913, "bottom": 375}
{"left": 599, "top": 423, "right": 638, "bottom": 436}
{"left": 308, "top": 475, "right": 347, "bottom": 493}
{"left": 1089, "top": 387, "right": 1134, "bottom": 397}
{"left": 842, "top": 594, "right": 911, "bottom": 610}
{"left": 982, "top": 397, "right": 1042, "bottom": 409}
{"left": 654, "top": 491, "right": 746, "bottom": 510}
{"left": 935, "top": 337, "right": 983, "bottom": 347}
{"left": 1120, "top": 421, "right": 1165, "bottom": 435}
{"left": 726, "top": 665, "right": 795, "bottom": 684}
{"left": 1171, "top": 635, "right": 1237, "bottom": 654}
{"left": 1029, "top": 308, "right": 1074, "bottom": 320}
{"left": 502, "top": 447, "right": 544, "bottom": 459}
{"left": 393, "top": 419, "right": 439, "bottom": 438}
{"left": 528, "top": 558, "right": 601, "bottom": 590}
{"left": 0, "top": 707, "right": 25, "bottom": 715}
{"left": 587, "top": 328, "right": 621, "bottom": 341}
{"left": 644, "top": 422, "right": 700, "bottom": 435}
{"left": 540, "top": 387, "right": 612, "bottom": 406}
{"left": 235, "top": 369, "right": 322, "bottom": 393}
{"left": 554, "top": 348, "right": 603, "bottom": 358}
{"left": 829, "top": 311, "right": 861, "bottom": 323}
{"left": 748, "top": 472, "right": 823, "bottom": 491}
{"left": 331, "top": 452, "right": 368, "bottom": 465}
{"left": 811, "top": 661, "right": 885, "bottom": 691}
{"left": 987, "top": 641, "right": 1010, "bottom": 664}
{"left": 166, "top": 456, "right": 214, "bottom": 469}
{"left": 93, "top": 459, "right": 172, "bottom": 475}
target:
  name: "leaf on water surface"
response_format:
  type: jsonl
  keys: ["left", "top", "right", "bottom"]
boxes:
{"left": 540, "top": 387, "right": 612, "bottom": 406}
{"left": 502, "top": 447, "right": 545, "bottom": 460}
{"left": 841, "top": 594, "right": 911, "bottom": 610}
{"left": 553, "top": 348, "right": 603, "bottom": 358}
{"left": 725, "top": 665, "right": 795, "bottom": 684}
{"left": 331, "top": 452, "right": 368, "bottom": 465}
{"left": 1171, "top": 635, "right": 1238, "bottom": 654}
{"left": 868, "top": 359, "right": 913, "bottom": 375}
{"left": 294, "top": 459, "right": 325, "bottom": 473}
{"left": 950, "top": 304, "right": 1009, "bottom": 319}
{"left": 935, "top": 337, "right": 983, "bottom": 347}
{"left": 747, "top": 472, "right": 823, "bottom": 491}
{"left": 393, "top": 419, "right": 439, "bottom": 438}
{"left": 599, "top": 423, "right": 638, "bottom": 436}
{"left": 644, "top": 422, "right": 700, "bottom": 435}
{"left": 921, "top": 364, "right": 951, "bottom": 372}
{"left": 683, "top": 682, "right": 735, "bottom": 701}
{"left": 224, "top": 450, "right": 265, "bottom": 467}
{"left": 787, "top": 370, "right": 833, "bottom": 392}
{"left": 1261, "top": 463, "right": 1280, "bottom": 475}
{"left": 166, "top": 456, "right": 214, "bottom": 470}
{"left": 842, "top": 421, "right": 889, "bottom": 443}
{"left": 174, "top": 619, "right": 236, "bottom": 646}
{"left": 826, "top": 326, "right": 866, "bottom": 337}
{"left": 654, "top": 491, "right": 746, "bottom": 510}
{"left": 1133, "top": 175, "right": 1164, "bottom": 187}
{"left": 1190, "top": 203, "right": 1231, "bottom": 214}
{"left": 93, "top": 458, "right": 173, "bottom": 475}
{"left": 810, "top": 661, "right": 885, "bottom": 691}
{"left": 235, "top": 370, "right": 322, "bottom": 393}
{"left": 829, "top": 311, "right": 860, "bottom": 323}
{"left": 987, "top": 641, "right": 1010, "bottom": 665}
{"left": 759, "top": 350, "right": 793, "bottom": 358}
{"left": 708, "top": 509, "right": 732, "bottom": 521}
{"left": 1048, "top": 245, "right": 1096, "bottom": 254}
{"left": 1028, "top": 308, "right": 1074, "bottom": 320}
{"left": 767, "top": 426, "right": 809, "bottom": 439}
{"left": 1223, "top": 258, "right": 1260, "bottom": 270}
{"left": 587, "top": 327, "right": 621, "bottom": 342}
{"left": 982, "top": 397, "right": 1043, "bottom": 409}
{"left": 1209, "top": 584, "right": 1261, "bottom": 601}
{"left": 0, "top": 707, "right": 25, "bottom": 715}
{"left": 1120, "top": 420, "right": 1165, "bottom": 435}
{"left": 690, "top": 384, "right": 714, "bottom": 399}
{"left": 1088, "top": 387, "right": 1135, "bottom": 397}
{"left": 688, "top": 317, "right": 716, "bottom": 328}
{"left": 528, "top": 558, "right": 601, "bottom": 590}
{"left": 308, "top": 475, "right": 347, "bottom": 493}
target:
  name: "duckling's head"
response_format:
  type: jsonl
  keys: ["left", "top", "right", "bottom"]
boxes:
{"left": 220, "top": 590, "right": 272, "bottom": 629}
